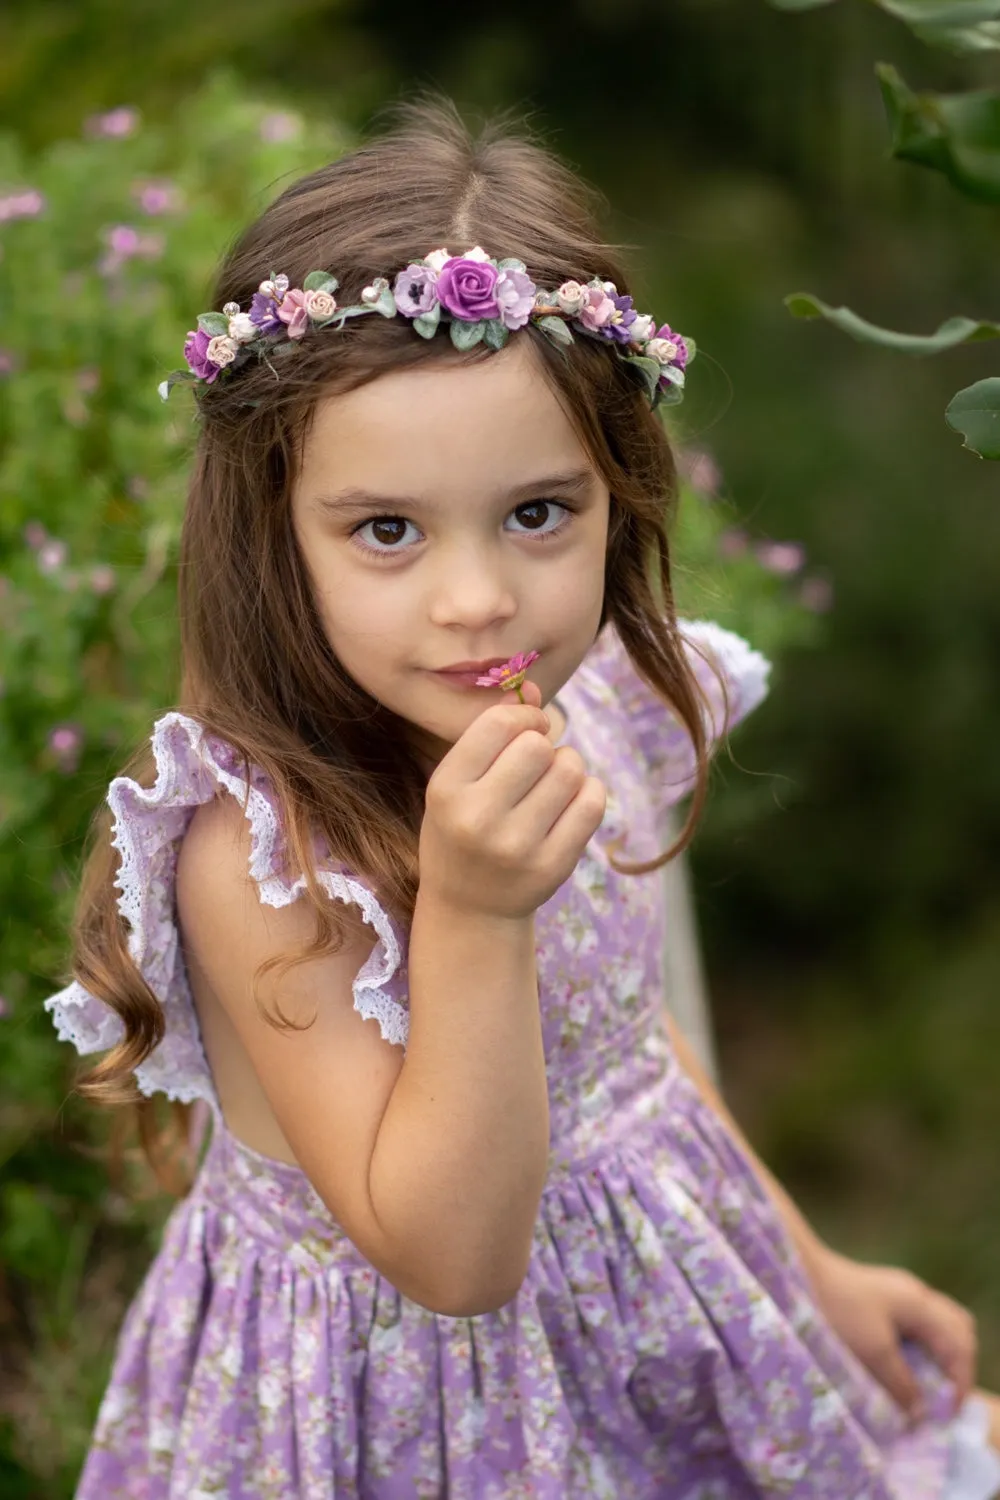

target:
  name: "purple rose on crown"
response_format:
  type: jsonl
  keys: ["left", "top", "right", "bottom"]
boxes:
{"left": 184, "top": 328, "right": 223, "bottom": 382}
{"left": 436, "top": 255, "right": 500, "bottom": 322}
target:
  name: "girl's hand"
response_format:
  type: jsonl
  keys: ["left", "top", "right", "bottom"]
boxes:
{"left": 419, "top": 678, "right": 607, "bottom": 921}
{"left": 807, "top": 1245, "right": 978, "bottom": 1423}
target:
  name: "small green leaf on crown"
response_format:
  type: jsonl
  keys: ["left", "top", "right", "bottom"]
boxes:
{"left": 621, "top": 355, "right": 662, "bottom": 403}
{"left": 197, "top": 312, "right": 230, "bottom": 337}
{"left": 303, "top": 271, "right": 339, "bottom": 294}
{"left": 535, "top": 316, "right": 574, "bottom": 348}
{"left": 483, "top": 319, "right": 510, "bottom": 350}
{"left": 158, "top": 369, "right": 199, "bottom": 401}
{"left": 450, "top": 319, "right": 486, "bottom": 350}
{"left": 413, "top": 302, "right": 442, "bottom": 339}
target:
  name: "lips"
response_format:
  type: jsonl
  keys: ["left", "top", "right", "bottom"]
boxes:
{"left": 435, "top": 657, "right": 511, "bottom": 674}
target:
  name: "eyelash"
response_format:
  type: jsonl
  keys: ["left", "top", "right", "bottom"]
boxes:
{"left": 349, "top": 499, "right": 577, "bottom": 562}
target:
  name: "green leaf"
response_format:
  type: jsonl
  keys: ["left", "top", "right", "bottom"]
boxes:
{"left": 535, "top": 315, "right": 574, "bottom": 348}
{"left": 157, "top": 369, "right": 198, "bottom": 401}
{"left": 621, "top": 355, "right": 663, "bottom": 403}
{"left": 332, "top": 304, "right": 375, "bottom": 322}
{"left": 371, "top": 285, "right": 396, "bottom": 318}
{"left": 785, "top": 293, "right": 1000, "bottom": 353}
{"left": 196, "top": 311, "right": 229, "bottom": 337}
{"left": 655, "top": 381, "right": 685, "bottom": 409}
{"left": 413, "top": 303, "right": 442, "bottom": 339}
{"left": 945, "top": 377, "right": 1000, "bottom": 457}
{"left": 768, "top": 0, "right": 1000, "bottom": 49}
{"left": 683, "top": 335, "right": 698, "bottom": 365}
{"left": 303, "top": 270, "right": 339, "bottom": 293}
{"left": 497, "top": 257, "right": 527, "bottom": 272}
{"left": 483, "top": 319, "right": 509, "bottom": 350}
{"left": 878, "top": 64, "right": 1000, "bottom": 201}
{"left": 449, "top": 319, "right": 486, "bottom": 351}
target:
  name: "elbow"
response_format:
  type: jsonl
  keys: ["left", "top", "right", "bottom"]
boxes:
{"left": 419, "top": 1271, "right": 529, "bottom": 1319}
{"left": 402, "top": 1247, "right": 533, "bottom": 1318}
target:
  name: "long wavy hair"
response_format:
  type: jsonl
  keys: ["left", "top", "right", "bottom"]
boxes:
{"left": 63, "top": 95, "right": 716, "bottom": 1195}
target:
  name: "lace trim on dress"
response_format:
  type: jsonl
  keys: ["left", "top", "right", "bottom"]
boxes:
{"left": 43, "top": 711, "right": 410, "bottom": 1109}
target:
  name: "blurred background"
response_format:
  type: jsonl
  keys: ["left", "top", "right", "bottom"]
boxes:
{"left": 1, "top": 0, "right": 999, "bottom": 1491}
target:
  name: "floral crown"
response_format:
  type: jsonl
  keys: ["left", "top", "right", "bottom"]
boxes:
{"left": 158, "top": 245, "right": 694, "bottom": 411}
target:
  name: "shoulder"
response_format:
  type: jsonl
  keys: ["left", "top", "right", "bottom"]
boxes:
{"left": 176, "top": 789, "right": 374, "bottom": 954}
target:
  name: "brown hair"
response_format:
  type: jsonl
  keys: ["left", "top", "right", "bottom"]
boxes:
{"left": 65, "top": 95, "right": 716, "bottom": 1195}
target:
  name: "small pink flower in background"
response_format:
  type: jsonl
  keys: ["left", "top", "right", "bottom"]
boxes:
{"left": 89, "top": 565, "right": 116, "bottom": 595}
{"left": 23, "top": 521, "right": 47, "bottom": 550}
{"left": 131, "top": 178, "right": 182, "bottom": 215}
{"left": 0, "top": 349, "right": 17, "bottom": 377}
{"left": 48, "top": 723, "right": 84, "bottom": 774}
{"left": 678, "top": 446, "right": 722, "bottom": 496}
{"left": 98, "top": 224, "right": 166, "bottom": 276}
{"left": 0, "top": 995, "right": 9, "bottom": 1019}
{"left": 127, "top": 475, "right": 149, "bottom": 500}
{"left": 755, "top": 540, "right": 806, "bottom": 576}
{"left": 260, "top": 111, "right": 302, "bottom": 143}
{"left": 717, "top": 527, "right": 749, "bottom": 559}
{"left": 62, "top": 392, "right": 89, "bottom": 427}
{"left": 77, "top": 367, "right": 101, "bottom": 394}
{"left": 37, "top": 539, "right": 67, "bottom": 574}
{"left": 799, "top": 575, "right": 834, "bottom": 612}
{"left": 0, "top": 189, "right": 45, "bottom": 222}
{"left": 85, "top": 106, "right": 140, "bottom": 139}
{"left": 475, "top": 650, "right": 541, "bottom": 703}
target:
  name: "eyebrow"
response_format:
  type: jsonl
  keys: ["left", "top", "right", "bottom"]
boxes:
{"left": 309, "top": 467, "right": 595, "bottom": 518}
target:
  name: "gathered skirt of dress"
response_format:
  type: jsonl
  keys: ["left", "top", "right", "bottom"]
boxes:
{"left": 74, "top": 1061, "right": 1000, "bottom": 1500}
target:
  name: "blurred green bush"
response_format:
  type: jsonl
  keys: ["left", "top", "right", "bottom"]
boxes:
{"left": 0, "top": 73, "right": 820, "bottom": 1491}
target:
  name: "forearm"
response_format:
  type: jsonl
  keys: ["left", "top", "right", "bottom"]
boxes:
{"left": 663, "top": 1009, "right": 829, "bottom": 1279}
{"left": 369, "top": 892, "right": 550, "bottom": 1314}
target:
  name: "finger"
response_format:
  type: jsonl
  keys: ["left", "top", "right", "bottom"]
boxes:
{"left": 865, "top": 1342, "right": 925, "bottom": 1423}
{"left": 503, "top": 745, "right": 592, "bottom": 838}
{"left": 444, "top": 698, "right": 550, "bottom": 784}
{"left": 536, "top": 773, "right": 607, "bottom": 864}
{"left": 898, "top": 1294, "right": 978, "bottom": 1409}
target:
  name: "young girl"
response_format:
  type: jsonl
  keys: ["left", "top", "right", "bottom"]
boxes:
{"left": 44, "top": 98, "right": 1000, "bottom": 1499}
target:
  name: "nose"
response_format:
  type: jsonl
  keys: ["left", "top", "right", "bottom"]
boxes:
{"left": 426, "top": 541, "right": 518, "bottom": 630}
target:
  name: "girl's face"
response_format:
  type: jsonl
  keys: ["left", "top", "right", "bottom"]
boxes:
{"left": 290, "top": 338, "right": 610, "bottom": 771}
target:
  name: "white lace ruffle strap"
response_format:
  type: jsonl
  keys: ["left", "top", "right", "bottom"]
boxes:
{"left": 574, "top": 618, "right": 772, "bottom": 810}
{"left": 43, "top": 712, "right": 410, "bottom": 1110}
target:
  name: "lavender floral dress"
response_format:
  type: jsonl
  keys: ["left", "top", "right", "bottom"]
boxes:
{"left": 46, "top": 620, "right": 1000, "bottom": 1500}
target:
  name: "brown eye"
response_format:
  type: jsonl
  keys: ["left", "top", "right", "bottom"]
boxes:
{"left": 505, "top": 500, "right": 572, "bottom": 540}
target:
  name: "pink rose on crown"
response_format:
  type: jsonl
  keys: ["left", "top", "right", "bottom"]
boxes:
{"left": 304, "top": 288, "right": 337, "bottom": 320}
{"left": 277, "top": 287, "right": 309, "bottom": 339}
{"left": 577, "top": 286, "right": 617, "bottom": 332}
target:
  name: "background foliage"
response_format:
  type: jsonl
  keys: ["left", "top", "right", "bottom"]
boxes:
{"left": 1, "top": 1, "right": 998, "bottom": 1491}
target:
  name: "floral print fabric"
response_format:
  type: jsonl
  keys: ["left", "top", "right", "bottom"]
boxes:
{"left": 46, "top": 620, "right": 1000, "bottom": 1498}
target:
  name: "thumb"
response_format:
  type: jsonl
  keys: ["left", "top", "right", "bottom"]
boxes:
{"left": 867, "top": 1342, "right": 925, "bottom": 1425}
{"left": 515, "top": 678, "right": 544, "bottom": 712}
